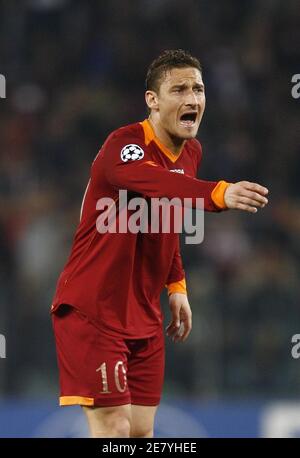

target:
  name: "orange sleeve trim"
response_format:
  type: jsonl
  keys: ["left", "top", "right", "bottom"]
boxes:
{"left": 166, "top": 278, "right": 187, "bottom": 296}
{"left": 211, "top": 180, "right": 230, "bottom": 209}
{"left": 59, "top": 396, "right": 94, "bottom": 406}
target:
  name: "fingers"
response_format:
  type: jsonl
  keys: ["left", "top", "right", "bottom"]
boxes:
{"left": 234, "top": 203, "right": 259, "bottom": 213}
{"left": 239, "top": 191, "right": 268, "bottom": 207}
{"left": 238, "top": 194, "right": 268, "bottom": 210}
{"left": 240, "top": 181, "right": 269, "bottom": 196}
{"left": 166, "top": 311, "right": 192, "bottom": 343}
{"left": 180, "top": 310, "right": 192, "bottom": 342}
{"left": 174, "top": 317, "right": 192, "bottom": 343}
{"left": 166, "top": 320, "right": 180, "bottom": 339}
{"left": 225, "top": 181, "right": 270, "bottom": 213}
{"left": 236, "top": 186, "right": 269, "bottom": 213}
{"left": 166, "top": 309, "right": 180, "bottom": 338}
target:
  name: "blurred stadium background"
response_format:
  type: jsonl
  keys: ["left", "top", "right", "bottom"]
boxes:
{"left": 0, "top": 0, "right": 300, "bottom": 437}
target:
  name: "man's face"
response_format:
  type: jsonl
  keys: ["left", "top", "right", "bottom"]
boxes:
{"left": 149, "top": 67, "right": 206, "bottom": 140}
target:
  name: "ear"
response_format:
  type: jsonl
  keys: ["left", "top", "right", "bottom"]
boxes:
{"left": 145, "top": 90, "right": 159, "bottom": 111}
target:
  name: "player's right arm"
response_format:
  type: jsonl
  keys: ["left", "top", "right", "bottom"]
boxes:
{"left": 102, "top": 133, "right": 226, "bottom": 212}
{"left": 101, "top": 133, "right": 268, "bottom": 213}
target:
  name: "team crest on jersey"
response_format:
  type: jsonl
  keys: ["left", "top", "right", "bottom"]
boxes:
{"left": 120, "top": 144, "right": 144, "bottom": 162}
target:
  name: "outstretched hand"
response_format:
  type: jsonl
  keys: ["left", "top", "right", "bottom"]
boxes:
{"left": 166, "top": 293, "right": 192, "bottom": 343}
{"left": 224, "top": 181, "right": 269, "bottom": 213}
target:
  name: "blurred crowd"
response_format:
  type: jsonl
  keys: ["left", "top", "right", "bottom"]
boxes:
{"left": 0, "top": 0, "right": 299, "bottom": 399}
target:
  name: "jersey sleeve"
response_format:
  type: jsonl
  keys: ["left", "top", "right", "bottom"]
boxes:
{"left": 102, "top": 132, "right": 226, "bottom": 212}
{"left": 165, "top": 236, "right": 187, "bottom": 296}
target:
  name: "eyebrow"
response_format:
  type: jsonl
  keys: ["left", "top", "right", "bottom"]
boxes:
{"left": 170, "top": 82, "right": 204, "bottom": 90}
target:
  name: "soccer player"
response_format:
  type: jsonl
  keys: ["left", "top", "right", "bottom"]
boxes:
{"left": 51, "top": 49, "right": 268, "bottom": 438}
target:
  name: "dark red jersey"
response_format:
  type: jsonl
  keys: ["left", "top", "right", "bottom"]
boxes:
{"left": 51, "top": 120, "right": 226, "bottom": 338}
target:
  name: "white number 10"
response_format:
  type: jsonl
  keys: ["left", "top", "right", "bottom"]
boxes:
{"left": 96, "top": 361, "right": 127, "bottom": 394}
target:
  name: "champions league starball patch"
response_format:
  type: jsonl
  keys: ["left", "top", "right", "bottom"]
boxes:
{"left": 120, "top": 144, "right": 145, "bottom": 162}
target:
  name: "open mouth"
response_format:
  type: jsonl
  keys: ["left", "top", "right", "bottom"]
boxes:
{"left": 179, "top": 112, "right": 197, "bottom": 127}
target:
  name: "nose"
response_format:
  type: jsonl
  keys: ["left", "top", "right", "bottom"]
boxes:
{"left": 185, "top": 89, "right": 198, "bottom": 107}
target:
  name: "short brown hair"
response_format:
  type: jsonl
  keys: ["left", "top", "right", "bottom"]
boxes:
{"left": 145, "top": 49, "right": 202, "bottom": 93}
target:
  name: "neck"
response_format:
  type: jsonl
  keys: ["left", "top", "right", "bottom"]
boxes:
{"left": 148, "top": 116, "right": 185, "bottom": 155}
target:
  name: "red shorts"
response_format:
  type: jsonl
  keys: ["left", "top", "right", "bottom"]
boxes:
{"left": 52, "top": 305, "right": 165, "bottom": 407}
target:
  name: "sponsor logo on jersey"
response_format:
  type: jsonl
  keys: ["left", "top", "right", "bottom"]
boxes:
{"left": 170, "top": 168, "right": 184, "bottom": 174}
{"left": 120, "top": 144, "right": 144, "bottom": 162}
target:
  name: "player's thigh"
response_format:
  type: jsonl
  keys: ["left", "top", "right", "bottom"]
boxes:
{"left": 82, "top": 404, "right": 132, "bottom": 438}
{"left": 127, "top": 328, "right": 164, "bottom": 438}
{"left": 131, "top": 405, "right": 158, "bottom": 438}
{"left": 52, "top": 304, "right": 131, "bottom": 408}
{"left": 127, "top": 327, "right": 165, "bottom": 408}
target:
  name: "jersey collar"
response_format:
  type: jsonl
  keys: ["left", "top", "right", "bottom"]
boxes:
{"left": 140, "top": 119, "right": 184, "bottom": 163}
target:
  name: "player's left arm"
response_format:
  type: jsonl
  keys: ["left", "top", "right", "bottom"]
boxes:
{"left": 165, "top": 238, "right": 192, "bottom": 343}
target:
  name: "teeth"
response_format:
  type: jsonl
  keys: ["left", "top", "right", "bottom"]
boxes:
{"left": 180, "top": 120, "right": 195, "bottom": 126}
